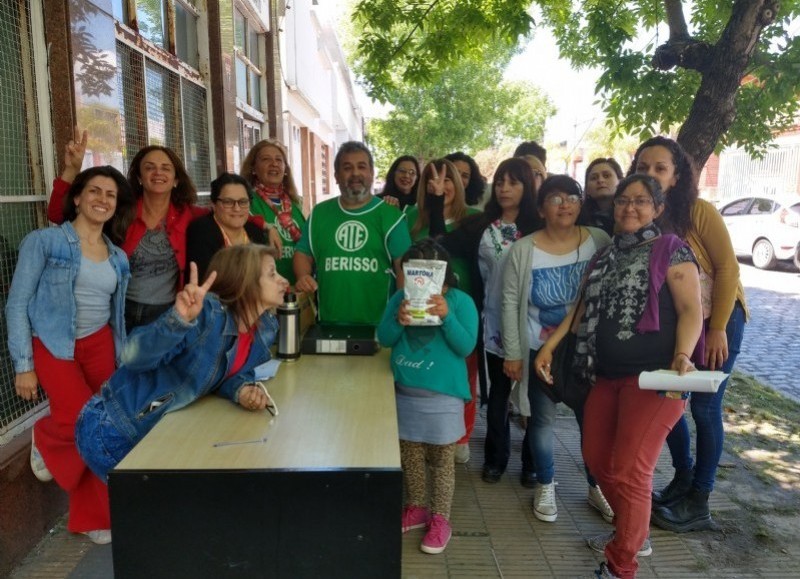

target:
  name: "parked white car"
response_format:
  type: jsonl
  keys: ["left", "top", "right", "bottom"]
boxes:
{"left": 718, "top": 196, "right": 800, "bottom": 270}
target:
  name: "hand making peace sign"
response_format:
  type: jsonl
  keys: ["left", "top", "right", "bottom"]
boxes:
{"left": 426, "top": 164, "right": 448, "bottom": 197}
{"left": 175, "top": 263, "right": 217, "bottom": 323}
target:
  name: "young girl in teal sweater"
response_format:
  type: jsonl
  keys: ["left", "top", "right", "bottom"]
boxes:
{"left": 377, "top": 239, "right": 478, "bottom": 554}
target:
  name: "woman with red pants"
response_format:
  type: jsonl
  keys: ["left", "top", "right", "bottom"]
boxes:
{"left": 535, "top": 174, "right": 703, "bottom": 578}
{"left": 6, "top": 166, "right": 134, "bottom": 544}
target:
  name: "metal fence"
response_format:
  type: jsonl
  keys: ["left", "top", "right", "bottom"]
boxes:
{"left": 0, "top": 0, "right": 50, "bottom": 442}
{"left": 717, "top": 144, "right": 800, "bottom": 202}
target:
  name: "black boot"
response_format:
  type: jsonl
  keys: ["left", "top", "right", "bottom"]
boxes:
{"left": 651, "top": 468, "right": 693, "bottom": 508}
{"left": 650, "top": 487, "right": 713, "bottom": 533}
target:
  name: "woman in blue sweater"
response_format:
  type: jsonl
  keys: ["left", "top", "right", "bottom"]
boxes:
{"left": 377, "top": 239, "right": 478, "bottom": 555}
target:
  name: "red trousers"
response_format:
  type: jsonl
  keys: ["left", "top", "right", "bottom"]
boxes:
{"left": 583, "top": 375, "right": 685, "bottom": 579}
{"left": 33, "top": 325, "right": 114, "bottom": 533}
{"left": 457, "top": 350, "right": 478, "bottom": 445}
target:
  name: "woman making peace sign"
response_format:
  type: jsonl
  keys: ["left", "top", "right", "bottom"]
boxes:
{"left": 75, "top": 245, "right": 288, "bottom": 484}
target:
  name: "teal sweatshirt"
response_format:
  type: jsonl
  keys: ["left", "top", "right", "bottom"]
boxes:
{"left": 377, "top": 288, "right": 478, "bottom": 400}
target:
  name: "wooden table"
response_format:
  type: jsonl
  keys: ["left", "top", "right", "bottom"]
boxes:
{"left": 109, "top": 351, "right": 402, "bottom": 579}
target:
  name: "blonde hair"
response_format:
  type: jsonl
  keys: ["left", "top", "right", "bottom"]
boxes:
{"left": 208, "top": 245, "right": 280, "bottom": 327}
{"left": 411, "top": 159, "right": 468, "bottom": 238}
{"left": 240, "top": 139, "right": 301, "bottom": 206}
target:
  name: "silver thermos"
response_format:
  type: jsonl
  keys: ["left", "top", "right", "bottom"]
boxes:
{"left": 277, "top": 291, "right": 301, "bottom": 361}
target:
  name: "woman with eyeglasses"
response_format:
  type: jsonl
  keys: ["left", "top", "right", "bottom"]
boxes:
{"left": 241, "top": 139, "right": 304, "bottom": 285}
{"left": 433, "top": 158, "right": 543, "bottom": 485}
{"left": 379, "top": 155, "right": 421, "bottom": 210}
{"left": 186, "top": 173, "right": 268, "bottom": 283}
{"left": 534, "top": 174, "right": 703, "bottom": 578}
{"left": 502, "top": 175, "right": 611, "bottom": 524}
{"left": 629, "top": 137, "right": 748, "bottom": 535}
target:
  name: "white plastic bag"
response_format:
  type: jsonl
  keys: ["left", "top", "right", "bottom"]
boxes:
{"left": 403, "top": 259, "right": 447, "bottom": 326}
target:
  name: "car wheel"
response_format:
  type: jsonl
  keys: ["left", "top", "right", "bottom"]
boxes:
{"left": 752, "top": 238, "right": 777, "bottom": 270}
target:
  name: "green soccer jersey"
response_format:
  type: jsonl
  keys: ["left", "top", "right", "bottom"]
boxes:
{"left": 302, "top": 196, "right": 411, "bottom": 324}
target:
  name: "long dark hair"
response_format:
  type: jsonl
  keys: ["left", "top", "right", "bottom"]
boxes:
{"left": 628, "top": 136, "right": 698, "bottom": 238}
{"left": 484, "top": 157, "right": 542, "bottom": 235}
{"left": 380, "top": 155, "right": 420, "bottom": 200}
{"left": 444, "top": 151, "right": 485, "bottom": 206}
{"left": 127, "top": 146, "right": 198, "bottom": 209}
{"left": 63, "top": 166, "right": 135, "bottom": 246}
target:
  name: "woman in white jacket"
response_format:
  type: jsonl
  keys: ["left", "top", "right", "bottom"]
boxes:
{"left": 501, "top": 175, "right": 610, "bottom": 524}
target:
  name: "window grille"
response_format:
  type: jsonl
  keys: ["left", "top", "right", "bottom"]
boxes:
{"left": 117, "top": 40, "right": 210, "bottom": 190}
{"left": 0, "top": 0, "right": 49, "bottom": 439}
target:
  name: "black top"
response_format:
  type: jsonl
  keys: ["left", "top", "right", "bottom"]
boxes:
{"left": 185, "top": 213, "right": 268, "bottom": 283}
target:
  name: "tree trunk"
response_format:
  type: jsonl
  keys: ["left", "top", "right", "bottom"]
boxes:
{"left": 675, "top": 0, "right": 779, "bottom": 167}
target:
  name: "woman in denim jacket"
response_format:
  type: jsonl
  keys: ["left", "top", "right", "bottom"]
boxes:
{"left": 75, "top": 244, "right": 288, "bottom": 486}
{"left": 6, "top": 166, "right": 135, "bottom": 544}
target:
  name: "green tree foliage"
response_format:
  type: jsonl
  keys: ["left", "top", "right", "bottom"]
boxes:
{"left": 352, "top": 0, "right": 800, "bottom": 167}
{"left": 363, "top": 41, "right": 555, "bottom": 171}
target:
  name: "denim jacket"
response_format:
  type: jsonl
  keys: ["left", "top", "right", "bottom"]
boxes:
{"left": 5, "top": 221, "right": 130, "bottom": 373}
{"left": 99, "top": 297, "right": 278, "bottom": 443}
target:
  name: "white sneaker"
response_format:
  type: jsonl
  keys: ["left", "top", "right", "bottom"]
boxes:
{"left": 30, "top": 431, "right": 53, "bottom": 482}
{"left": 454, "top": 443, "right": 470, "bottom": 464}
{"left": 532, "top": 482, "right": 557, "bottom": 522}
{"left": 587, "top": 531, "right": 652, "bottom": 557}
{"left": 81, "top": 529, "right": 112, "bottom": 545}
{"left": 588, "top": 485, "right": 614, "bottom": 523}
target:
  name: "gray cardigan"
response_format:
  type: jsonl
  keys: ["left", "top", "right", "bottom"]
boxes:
{"left": 501, "top": 226, "right": 611, "bottom": 416}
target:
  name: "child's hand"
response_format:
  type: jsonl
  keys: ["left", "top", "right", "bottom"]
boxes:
{"left": 397, "top": 299, "right": 413, "bottom": 326}
{"left": 426, "top": 294, "right": 448, "bottom": 319}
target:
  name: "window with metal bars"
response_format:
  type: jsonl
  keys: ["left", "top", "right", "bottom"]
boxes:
{"left": 0, "top": 0, "right": 50, "bottom": 439}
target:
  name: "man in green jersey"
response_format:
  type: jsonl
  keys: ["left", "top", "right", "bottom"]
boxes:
{"left": 294, "top": 142, "right": 411, "bottom": 325}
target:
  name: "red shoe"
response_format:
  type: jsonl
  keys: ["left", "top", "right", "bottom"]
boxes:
{"left": 401, "top": 505, "right": 430, "bottom": 533}
{"left": 420, "top": 514, "right": 451, "bottom": 554}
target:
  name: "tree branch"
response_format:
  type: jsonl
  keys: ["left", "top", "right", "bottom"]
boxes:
{"left": 664, "top": 0, "right": 690, "bottom": 41}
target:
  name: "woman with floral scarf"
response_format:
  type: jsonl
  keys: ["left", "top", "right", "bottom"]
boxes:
{"left": 534, "top": 174, "right": 703, "bottom": 579}
{"left": 241, "top": 139, "right": 306, "bottom": 284}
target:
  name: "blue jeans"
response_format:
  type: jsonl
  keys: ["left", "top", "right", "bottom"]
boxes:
{"left": 526, "top": 349, "right": 557, "bottom": 484}
{"left": 75, "top": 395, "right": 135, "bottom": 483}
{"left": 664, "top": 302, "right": 746, "bottom": 492}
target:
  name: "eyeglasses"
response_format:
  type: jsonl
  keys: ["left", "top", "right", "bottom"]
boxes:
{"left": 396, "top": 168, "right": 417, "bottom": 178}
{"left": 613, "top": 197, "right": 654, "bottom": 209}
{"left": 216, "top": 198, "right": 251, "bottom": 208}
{"left": 545, "top": 194, "right": 581, "bottom": 206}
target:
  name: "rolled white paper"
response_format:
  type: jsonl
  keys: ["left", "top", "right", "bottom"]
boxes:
{"left": 638, "top": 369, "right": 729, "bottom": 393}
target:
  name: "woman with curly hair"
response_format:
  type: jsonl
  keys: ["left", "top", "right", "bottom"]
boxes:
{"left": 629, "top": 136, "right": 748, "bottom": 534}
{"left": 8, "top": 166, "right": 135, "bottom": 544}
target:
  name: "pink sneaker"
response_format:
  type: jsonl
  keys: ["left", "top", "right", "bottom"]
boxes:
{"left": 401, "top": 505, "right": 430, "bottom": 533}
{"left": 420, "top": 514, "right": 451, "bottom": 554}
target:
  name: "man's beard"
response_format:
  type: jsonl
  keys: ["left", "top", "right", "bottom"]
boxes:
{"left": 341, "top": 181, "right": 370, "bottom": 202}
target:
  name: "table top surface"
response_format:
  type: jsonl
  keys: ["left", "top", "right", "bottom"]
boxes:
{"left": 116, "top": 350, "right": 400, "bottom": 471}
